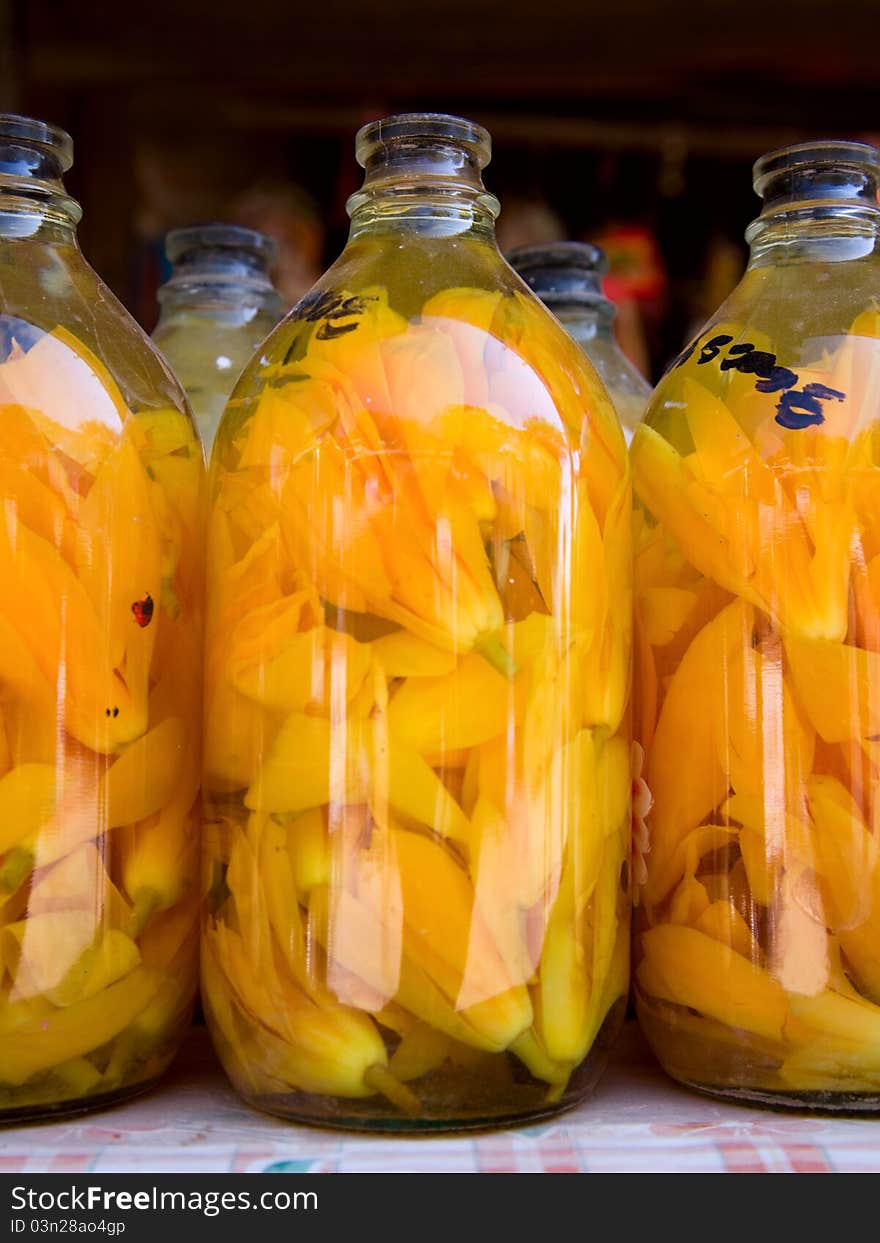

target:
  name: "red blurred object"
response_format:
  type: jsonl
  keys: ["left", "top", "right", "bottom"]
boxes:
{"left": 592, "top": 222, "right": 667, "bottom": 305}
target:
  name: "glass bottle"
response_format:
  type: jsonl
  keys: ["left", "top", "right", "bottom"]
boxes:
{"left": 0, "top": 115, "right": 203, "bottom": 1120}
{"left": 203, "top": 113, "right": 632, "bottom": 1129}
{"left": 507, "top": 241, "right": 651, "bottom": 442}
{"left": 152, "top": 224, "right": 284, "bottom": 452}
{"left": 632, "top": 141, "right": 880, "bottom": 1109}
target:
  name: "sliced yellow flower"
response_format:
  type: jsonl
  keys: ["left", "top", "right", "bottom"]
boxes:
{"left": 245, "top": 712, "right": 471, "bottom": 844}
{"left": 0, "top": 763, "right": 57, "bottom": 855}
{"left": 785, "top": 632, "right": 880, "bottom": 743}
{"left": 647, "top": 599, "right": 750, "bottom": 855}
{"left": 637, "top": 924, "right": 787, "bottom": 1042}
{"left": 387, "top": 653, "right": 511, "bottom": 756}
{"left": 371, "top": 630, "right": 458, "bottom": 678}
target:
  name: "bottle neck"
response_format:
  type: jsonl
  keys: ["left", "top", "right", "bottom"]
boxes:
{"left": 347, "top": 137, "right": 500, "bottom": 241}
{"left": 159, "top": 253, "right": 281, "bottom": 314}
{"left": 0, "top": 204, "right": 79, "bottom": 245}
{"left": 746, "top": 153, "right": 880, "bottom": 266}
{"left": 0, "top": 120, "right": 80, "bottom": 235}
{"left": 157, "top": 281, "right": 282, "bottom": 319}
{"left": 554, "top": 302, "right": 616, "bottom": 346}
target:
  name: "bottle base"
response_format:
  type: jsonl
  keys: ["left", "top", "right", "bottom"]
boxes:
{"left": 238, "top": 1063, "right": 604, "bottom": 1134}
{"left": 677, "top": 1077, "right": 880, "bottom": 1116}
{"left": 0, "top": 1075, "right": 163, "bottom": 1128}
{"left": 636, "top": 994, "right": 880, "bottom": 1115}
{"left": 231, "top": 1003, "right": 625, "bottom": 1133}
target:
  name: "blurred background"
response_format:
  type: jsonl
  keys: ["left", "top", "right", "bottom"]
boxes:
{"left": 3, "top": 0, "right": 880, "bottom": 379}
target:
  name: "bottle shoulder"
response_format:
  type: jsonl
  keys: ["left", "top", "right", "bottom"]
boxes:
{"left": 216, "top": 263, "right": 628, "bottom": 479}
{"left": 641, "top": 287, "right": 880, "bottom": 457}
{"left": 0, "top": 237, "right": 190, "bottom": 417}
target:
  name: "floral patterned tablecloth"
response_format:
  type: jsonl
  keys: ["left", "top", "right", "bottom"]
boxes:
{"left": 2, "top": 1024, "right": 878, "bottom": 1173}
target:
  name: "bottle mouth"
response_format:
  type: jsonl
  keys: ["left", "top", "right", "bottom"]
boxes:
{"left": 348, "top": 111, "right": 498, "bottom": 224}
{"left": 0, "top": 112, "right": 80, "bottom": 224}
{"left": 753, "top": 139, "right": 880, "bottom": 211}
{"left": 159, "top": 223, "right": 281, "bottom": 304}
{"left": 0, "top": 113, "right": 74, "bottom": 173}
{"left": 507, "top": 241, "right": 612, "bottom": 312}
{"left": 165, "top": 223, "right": 278, "bottom": 270}
{"left": 355, "top": 112, "right": 491, "bottom": 170}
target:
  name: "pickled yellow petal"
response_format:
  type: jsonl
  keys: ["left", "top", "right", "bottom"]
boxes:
{"left": 102, "top": 716, "right": 185, "bottom": 829}
{"left": 388, "top": 1022, "right": 452, "bottom": 1082}
{"left": 76, "top": 432, "right": 162, "bottom": 678}
{"left": 205, "top": 922, "right": 389, "bottom": 1100}
{"left": 644, "top": 824, "right": 738, "bottom": 907}
{"left": 807, "top": 774, "right": 878, "bottom": 929}
{"left": 693, "top": 900, "right": 757, "bottom": 960}
{"left": 246, "top": 713, "right": 471, "bottom": 842}
{"left": 0, "top": 763, "right": 56, "bottom": 854}
{"left": 371, "top": 630, "right": 457, "bottom": 678}
{"left": 308, "top": 883, "right": 495, "bottom": 1050}
{"left": 204, "top": 679, "right": 281, "bottom": 792}
{"left": 639, "top": 586, "right": 697, "bottom": 647}
{"left": 668, "top": 875, "right": 711, "bottom": 926}
{"left": 723, "top": 641, "right": 815, "bottom": 804}
{"left": 468, "top": 796, "right": 537, "bottom": 988}
{"left": 632, "top": 425, "right": 754, "bottom": 602}
{"left": 0, "top": 966, "right": 162, "bottom": 1085}
{"left": 387, "top": 653, "right": 510, "bottom": 755}
{"left": 785, "top": 633, "right": 880, "bottom": 743}
{"left": 780, "top": 1039, "right": 880, "bottom": 1092}
{"left": 738, "top": 827, "right": 775, "bottom": 906}
{"left": 647, "top": 599, "right": 750, "bottom": 849}
{"left": 233, "top": 626, "right": 371, "bottom": 716}
{"left": 119, "top": 783, "right": 199, "bottom": 925}
{"left": 393, "top": 828, "right": 526, "bottom": 1025}
{"left": 535, "top": 835, "right": 623, "bottom": 1064}
{"left": 5, "top": 910, "right": 97, "bottom": 999}
{"left": 0, "top": 519, "right": 140, "bottom": 753}
{"left": 788, "top": 989, "right": 880, "bottom": 1047}
{"left": 637, "top": 924, "right": 787, "bottom": 1042}
{"left": 287, "top": 807, "right": 331, "bottom": 902}
{"left": 47, "top": 930, "right": 141, "bottom": 1007}
{"left": 682, "top": 377, "right": 777, "bottom": 503}
{"left": 28, "top": 841, "right": 131, "bottom": 928}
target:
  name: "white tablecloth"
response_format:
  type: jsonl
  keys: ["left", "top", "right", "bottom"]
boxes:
{"left": 3, "top": 1024, "right": 879, "bottom": 1173}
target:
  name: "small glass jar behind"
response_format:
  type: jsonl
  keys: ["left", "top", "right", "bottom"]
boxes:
{"left": 0, "top": 115, "right": 204, "bottom": 1120}
{"left": 507, "top": 241, "right": 651, "bottom": 442}
{"left": 153, "top": 224, "right": 284, "bottom": 452}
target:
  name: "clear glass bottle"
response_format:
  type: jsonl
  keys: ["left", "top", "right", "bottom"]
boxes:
{"left": 632, "top": 141, "right": 880, "bottom": 1109}
{"left": 153, "top": 224, "right": 284, "bottom": 452}
{"left": 202, "top": 113, "right": 632, "bottom": 1129}
{"left": 507, "top": 241, "right": 651, "bottom": 443}
{"left": 0, "top": 115, "right": 203, "bottom": 1120}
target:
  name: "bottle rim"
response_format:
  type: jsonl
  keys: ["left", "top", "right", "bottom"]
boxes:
{"left": 165, "top": 223, "right": 278, "bottom": 268}
{"left": 355, "top": 112, "right": 491, "bottom": 169}
{"left": 506, "top": 241, "right": 608, "bottom": 278}
{"left": 0, "top": 113, "right": 73, "bottom": 172}
{"left": 753, "top": 139, "right": 880, "bottom": 198}
{"left": 506, "top": 241, "right": 613, "bottom": 313}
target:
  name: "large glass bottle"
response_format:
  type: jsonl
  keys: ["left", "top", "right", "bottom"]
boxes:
{"left": 202, "top": 113, "right": 632, "bottom": 1129}
{"left": 632, "top": 141, "right": 880, "bottom": 1109}
{"left": 0, "top": 115, "right": 203, "bottom": 1119}
{"left": 152, "top": 224, "right": 284, "bottom": 452}
{"left": 507, "top": 241, "right": 651, "bottom": 443}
